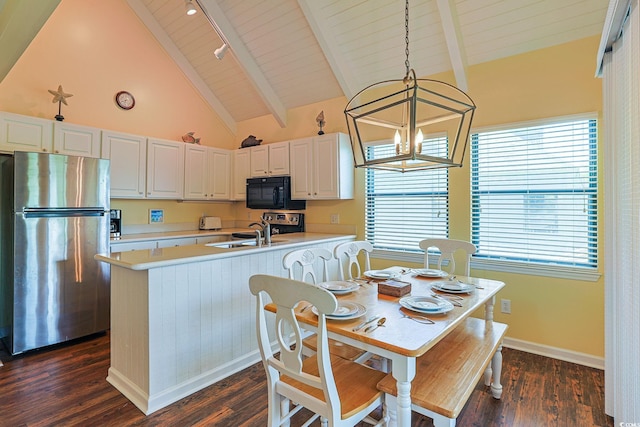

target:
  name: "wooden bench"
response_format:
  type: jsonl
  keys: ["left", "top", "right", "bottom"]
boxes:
{"left": 377, "top": 317, "right": 508, "bottom": 427}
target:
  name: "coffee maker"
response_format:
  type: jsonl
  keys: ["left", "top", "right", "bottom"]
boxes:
{"left": 110, "top": 209, "right": 122, "bottom": 238}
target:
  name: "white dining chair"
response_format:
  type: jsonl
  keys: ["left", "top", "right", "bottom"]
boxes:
{"left": 249, "top": 274, "right": 387, "bottom": 427}
{"left": 333, "top": 241, "right": 373, "bottom": 280}
{"left": 282, "top": 247, "right": 333, "bottom": 283}
{"left": 282, "top": 248, "right": 368, "bottom": 362}
{"left": 419, "top": 238, "right": 477, "bottom": 276}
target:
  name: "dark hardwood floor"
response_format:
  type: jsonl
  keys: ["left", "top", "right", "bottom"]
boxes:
{"left": 0, "top": 332, "right": 613, "bottom": 426}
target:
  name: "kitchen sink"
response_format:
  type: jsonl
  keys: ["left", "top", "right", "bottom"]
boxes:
{"left": 205, "top": 238, "right": 289, "bottom": 249}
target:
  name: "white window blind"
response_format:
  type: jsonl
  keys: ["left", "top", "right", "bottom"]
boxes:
{"left": 471, "top": 117, "right": 598, "bottom": 268}
{"left": 365, "top": 139, "right": 448, "bottom": 252}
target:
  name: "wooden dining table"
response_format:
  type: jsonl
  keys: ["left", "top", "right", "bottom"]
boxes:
{"left": 269, "top": 267, "right": 506, "bottom": 427}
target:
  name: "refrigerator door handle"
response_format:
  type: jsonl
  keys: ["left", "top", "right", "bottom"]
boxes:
{"left": 21, "top": 208, "right": 108, "bottom": 218}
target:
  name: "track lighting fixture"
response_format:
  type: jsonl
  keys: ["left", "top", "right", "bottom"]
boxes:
{"left": 214, "top": 43, "right": 228, "bottom": 60}
{"left": 185, "top": 0, "right": 197, "bottom": 16}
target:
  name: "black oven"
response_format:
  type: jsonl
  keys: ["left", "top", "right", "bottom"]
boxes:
{"left": 246, "top": 176, "right": 306, "bottom": 210}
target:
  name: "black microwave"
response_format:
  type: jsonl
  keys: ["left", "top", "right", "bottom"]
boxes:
{"left": 246, "top": 176, "right": 306, "bottom": 210}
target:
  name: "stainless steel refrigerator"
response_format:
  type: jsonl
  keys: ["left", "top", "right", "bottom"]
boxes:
{"left": 0, "top": 151, "right": 110, "bottom": 354}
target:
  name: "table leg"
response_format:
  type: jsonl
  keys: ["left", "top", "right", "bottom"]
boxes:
{"left": 484, "top": 296, "right": 495, "bottom": 321}
{"left": 387, "top": 356, "right": 416, "bottom": 427}
{"left": 490, "top": 344, "right": 504, "bottom": 399}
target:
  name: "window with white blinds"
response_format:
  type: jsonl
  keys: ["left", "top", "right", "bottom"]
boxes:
{"left": 471, "top": 117, "right": 598, "bottom": 268}
{"left": 365, "top": 139, "right": 448, "bottom": 252}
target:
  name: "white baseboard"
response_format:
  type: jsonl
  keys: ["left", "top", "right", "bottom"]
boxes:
{"left": 107, "top": 351, "right": 263, "bottom": 415}
{"left": 503, "top": 337, "right": 604, "bottom": 370}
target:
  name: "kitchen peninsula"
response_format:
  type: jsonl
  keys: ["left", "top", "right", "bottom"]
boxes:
{"left": 95, "top": 233, "right": 354, "bottom": 415}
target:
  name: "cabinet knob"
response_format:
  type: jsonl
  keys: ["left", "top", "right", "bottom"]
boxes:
{"left": 42, "top": 148, "right": 47, "bottom": 152}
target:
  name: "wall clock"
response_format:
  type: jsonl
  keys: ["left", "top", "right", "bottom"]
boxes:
{"left": 115, "top": 91, "right": 135, "bottom": 110}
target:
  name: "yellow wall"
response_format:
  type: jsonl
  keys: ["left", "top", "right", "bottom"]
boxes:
{"left": 237, "top": 36, "right": 605, "bottom": 358}
{"left": 0, "top": 0, "right": 604, "bottom": 358}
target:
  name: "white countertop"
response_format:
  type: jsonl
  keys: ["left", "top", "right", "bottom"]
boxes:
{"left": 98, "top": 232, "right": 355, "bottom": 271}
{"left": 110, "top": 228, "right": 251, "bottom": 244}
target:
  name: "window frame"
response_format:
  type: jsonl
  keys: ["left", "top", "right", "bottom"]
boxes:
{"left": 469, "top": 114, "right": 601, "bottom": 281}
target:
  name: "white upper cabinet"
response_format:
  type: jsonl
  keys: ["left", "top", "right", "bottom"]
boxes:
{"left": 101, "top": 130, "right": 147, "bottom": 198}
{"left": 184, "top": 145, "right": 231, "bottom": 201}
{"left": 184, "top": 144, "right": 208, "bottom": 200}
{"left": 0, "top": 112, "right": 53, "bottom": 154}
{"left": 290, "top": 133, "right": 354, "bottom": 200}
{"left": 207, "top": 147, "right": 231, "bottom": 200}
{"left": 250, "top": 141, "right": 290, "bottom": 177}
{"left": 146, "top": 138, "right": 185, "bottom": 199}
{"left": 232, "top": 148, "right": 251, "bottom": 200}
{"left": 53, "top": 122, "right": 101, "bottom": 158}
{"left": 289, "top": 137, "right": 314, "bottom": 199}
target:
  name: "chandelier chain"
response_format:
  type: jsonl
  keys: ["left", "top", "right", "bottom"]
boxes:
{"left": 405, "top": 0, "right": 410, "bottom": 78}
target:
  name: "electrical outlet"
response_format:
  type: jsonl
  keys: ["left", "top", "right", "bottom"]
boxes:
{"left": 247, "top": 211, "right": 252, "bottom": 220}
{"left": 330, "top": 214, "right": 340, "bottom": 224}
{"left": 501, "top": 299, "right": 511, "bottom": 314}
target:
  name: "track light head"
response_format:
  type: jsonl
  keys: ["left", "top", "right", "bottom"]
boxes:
{"left": 214, "top": 43, "right": 228, "bottom": 60}
{"left": 185, "top": 0, "right": 197, "bottom": 16}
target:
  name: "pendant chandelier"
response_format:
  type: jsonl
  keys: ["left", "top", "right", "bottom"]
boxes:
{"left": 344, "top": 0, "right": 476, "bottom": 172}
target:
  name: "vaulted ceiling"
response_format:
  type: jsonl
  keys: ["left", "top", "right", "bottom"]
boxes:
{"left": 3, "top": 0, "right": 609, "bottom": 136}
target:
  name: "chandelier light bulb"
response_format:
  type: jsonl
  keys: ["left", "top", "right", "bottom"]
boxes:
{"left": 415, "top": 128, "right": 424, "bottom": 153}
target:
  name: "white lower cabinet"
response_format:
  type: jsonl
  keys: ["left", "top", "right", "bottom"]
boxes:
{"left": 156, "top": 237, "right": 197, "bottom": 248}
{"left": 290, "top": 132, "right": 354, "bottom": 200}
{"left": 0, "top": 112, "right": 53, "bottom": 154}
{"left": 102, "top": 130, "right": 147, "bottom": 198}
{"left": 146, "top": 138, "right": 185, "bottom": 199}
{"left": 195, "top": 235, "right": 231, "bottom": 244}
{"left": 110, "top": 240, "right": 157, "bottom": 252}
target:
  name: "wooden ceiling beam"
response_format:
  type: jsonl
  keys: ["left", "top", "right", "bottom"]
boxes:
{"left": 435, "top": 0, "right": 469, "bottom": 91}
{"left": 198, "top": 0, "right": 287, "bottom": 128}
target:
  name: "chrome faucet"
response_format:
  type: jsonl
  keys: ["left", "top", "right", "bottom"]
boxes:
{"left": 248, "top": 218, "right": 271, "bottom": 245}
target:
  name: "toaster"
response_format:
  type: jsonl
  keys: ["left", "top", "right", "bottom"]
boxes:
{"left": 199, "top": 216, "right": 222, "bottom": 230}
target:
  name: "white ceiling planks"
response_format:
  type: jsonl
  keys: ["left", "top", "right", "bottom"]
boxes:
{"left": 125, "top": 0, "right": 608, "bottom": 135}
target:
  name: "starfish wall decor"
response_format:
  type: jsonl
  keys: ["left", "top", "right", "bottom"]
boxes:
{"left": 48, "top": 85, "right": 73, "bottom": 121}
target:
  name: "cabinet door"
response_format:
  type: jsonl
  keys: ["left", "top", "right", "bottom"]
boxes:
{"left": 268, "top": 141, "right": 290, "bottom": 175}
{"left": 157, "top": 237, "right": 197, "bottom": 248}
{"left": 289, "top": 137, "right": 313, "bottom": 199}
{"left": 232, "top": 149, "right": 251, "bottom": 200}
{"left": 102, "top": 131, "right": 146, "bottom": 198}
{"left": 110, "top": 240, "right": 157, "bottom": 252}
{"left": 184, "top": 144, "right": 208, "bottom": 200}
{"left": 0, "top": 112, "right": 53, "bottom": 154}
{"left": 53, "top": 122, "right": 101, "bottom": 158}
{"left": 250, "top": 145, "right": 269, "bottom": 176}
{"left": 147, "top": 138, "right": 184, "bottom": 199}
{"left": 207, "top": 147, "right": 231, "bottom": 200}
{"left": 314, "top": 133, "right": 354, "bottom": 200}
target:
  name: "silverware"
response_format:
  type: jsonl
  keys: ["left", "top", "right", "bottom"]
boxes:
{"left": 430, "top": 293, "right": 463, "bottom": 307}
{"left": 353, "top": 315, "right": 380, "bottom": 331}
{"left": 364, "top": 317, "right": 386, "bottom": 333}
{"left": 400, "top": 313, "right": 435, "bottom": 324}
{"left": 300, "top": 303, "right": 312, "bottom": 312}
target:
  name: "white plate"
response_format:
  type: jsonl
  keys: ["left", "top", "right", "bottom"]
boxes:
{"left": 412, "top": 268, "right": 449, "bottom": 278}
{"left": 318, "top": 281, "right": 359, "bottom": 294}
{"left": 399, "top": 296, "right": 454, "bottom": 314}
{"left": 312, "top": 302, "right": 367, "bottom": 320}
{"left": 431, "top": 280, "right": 475, "bottom": 294}
{"left": 363, "top": 270, "right": 400, "bottom": 280}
